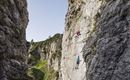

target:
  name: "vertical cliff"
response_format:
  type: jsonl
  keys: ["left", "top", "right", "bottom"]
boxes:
{"left": 83, "top": 0, "right": 130, "bottom": 80}
{"left": 61, "top": 0, "right": 102, "bottom": 80}
{"left": 0, "top": 0, "right": 29, "bottom": 80}
{"left": 61, "top": 0, "right": 130, "bottom": 80}
{"left": 27, "top": 34, "right": 62, "bottom": 80}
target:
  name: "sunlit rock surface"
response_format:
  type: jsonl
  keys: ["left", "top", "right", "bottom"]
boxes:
{"left": 61, "top": 0, "right": 130, "bottom": 80}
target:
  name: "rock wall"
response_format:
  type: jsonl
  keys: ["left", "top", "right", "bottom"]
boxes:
{"left": 0, "top": 0, "right": 29, "bottom": 80}
{"left": 61, "top": 0, "right": 130, "bottom": 80}
{"left": 83, "top": 0, "right": 130, "bottom": 80}
{"left": 61, "top": 0, "right": 102, "bottom": 80}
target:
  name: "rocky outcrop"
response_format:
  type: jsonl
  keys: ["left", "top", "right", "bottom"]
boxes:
{"left": 61, "top": 0, "right": 130, "bottom": 80}
{"left": 83, "top": 0, "right": 130, "bottom": 80}
{"left": 61, "top": 0, "right": 102, "bottom": 80}
{"left": 61, "top": 0, "right": 89, "bottom": 80}
{"left": 27, "top": 33, "right": 62, "bottom": 80}
{"left": 0, "top": 0, "right": 29, "bottom": 80}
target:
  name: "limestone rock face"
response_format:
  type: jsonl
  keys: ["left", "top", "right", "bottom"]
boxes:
{"left": 0, "top": 0, "right": 29, "bottom": 80}
{"left": 61, "top": 0, "right": 130, "bottom": 80}
{"left": 61, "top": 0, "right": 102, "bottom": 80}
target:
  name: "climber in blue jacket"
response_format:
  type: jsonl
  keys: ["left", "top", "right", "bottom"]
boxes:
{"left": 75, "top": 55, "right": 80, "bottom": 69}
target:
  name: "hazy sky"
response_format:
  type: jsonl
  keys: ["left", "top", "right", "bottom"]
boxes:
{"left": 26, "top": 0, "right": 68, "bottom": 41}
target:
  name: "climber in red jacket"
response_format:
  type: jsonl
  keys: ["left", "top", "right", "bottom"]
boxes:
{"left": 75, "top": 31, "right": 81, "bottom": 38}
{"left": 76, "top": 31, "right": 81, "bottom": 36}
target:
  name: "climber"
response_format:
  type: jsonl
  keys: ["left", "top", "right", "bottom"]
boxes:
{"left": 75, "top": 55, "right": 80, "bottom": 69}
{"left": 75, "top": 31, "right": 81, "bottom": 38}
{"left": 76, "top": 31, "right": 81, "bottom": 36}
